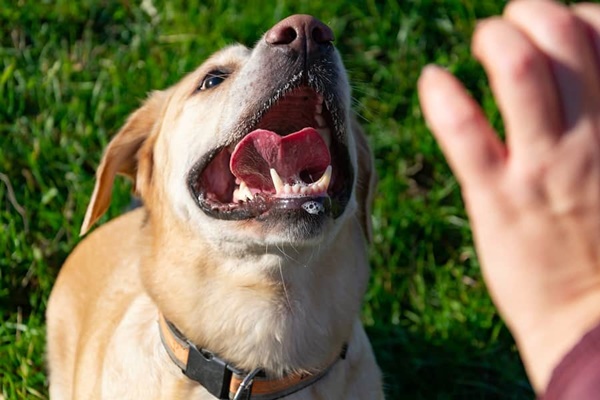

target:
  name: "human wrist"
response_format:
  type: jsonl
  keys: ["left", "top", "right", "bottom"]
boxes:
{"left": 511, "top": 293, "right": 600, "bottom": 393}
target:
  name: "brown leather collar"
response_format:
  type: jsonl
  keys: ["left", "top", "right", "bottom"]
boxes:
{"left": 158, "top": 313, "right": 347, "bottom": 400}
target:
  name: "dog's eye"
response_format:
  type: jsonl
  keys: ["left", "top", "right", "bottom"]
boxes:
{"left": 198, "top": 70, "right": 229, "bottom": 91}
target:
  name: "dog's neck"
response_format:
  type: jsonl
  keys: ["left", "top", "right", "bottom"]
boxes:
{"left": 158, "top": 311, "right": 348, "bottom": 399}
{"left": 140, "top": 214, "right": 369, "bottom": 377}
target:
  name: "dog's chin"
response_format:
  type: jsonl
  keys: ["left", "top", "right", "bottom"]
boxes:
{"left": 257, "top": 205, "right": 331, "bottom": 241}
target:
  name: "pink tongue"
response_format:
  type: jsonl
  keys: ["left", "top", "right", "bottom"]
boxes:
{"left": 230, "top": 128, "right": 331, "bottom": 191}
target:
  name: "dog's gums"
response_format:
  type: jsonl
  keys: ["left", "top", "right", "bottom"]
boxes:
{"left": 189, "top": 86, "right": 353, "bottom": 221}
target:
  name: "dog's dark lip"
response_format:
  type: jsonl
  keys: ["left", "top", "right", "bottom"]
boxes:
{"left": 187, "top": 84, "right": 353, "bottom": 221}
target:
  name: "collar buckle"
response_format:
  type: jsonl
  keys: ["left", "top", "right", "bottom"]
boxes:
{"left": 185, "top": 345, "right": 235, "bottom": 399}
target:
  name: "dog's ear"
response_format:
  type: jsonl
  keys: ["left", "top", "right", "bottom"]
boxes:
{"left": 80, "top": 90, "right": 167, "bottom": 236}
{"left": 352, "top": 116, "right": 377, "bottom": 243}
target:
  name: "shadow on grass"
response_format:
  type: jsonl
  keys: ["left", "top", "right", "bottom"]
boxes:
{"left": 369, "top": 326, "right": 533, "bottom": 399}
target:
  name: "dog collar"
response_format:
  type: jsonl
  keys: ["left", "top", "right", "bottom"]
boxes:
{"left": 158, "top": 313, "right": 347, "bottom": 400}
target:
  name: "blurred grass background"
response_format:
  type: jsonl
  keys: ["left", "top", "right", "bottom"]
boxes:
{"left": 0, "top": 0, "right": 542, "bottom": 398}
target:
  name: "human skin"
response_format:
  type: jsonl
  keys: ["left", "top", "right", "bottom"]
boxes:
{"left": 418, "top": 0, "right": 600, "bottom": 393}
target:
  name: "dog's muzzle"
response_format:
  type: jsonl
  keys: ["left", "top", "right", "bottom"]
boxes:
{"left": 187, "top": 15, "right": 354, "bottom": 224}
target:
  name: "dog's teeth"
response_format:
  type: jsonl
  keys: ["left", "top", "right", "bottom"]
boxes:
{"left": 233, "top": 181, "right": 253, "bottom": 202}
{"left": 317, "top": 128, "right": 331, "bottom": 148}
{"left": 239, "top": 181, "right": 254, "bottom": 201}
{"left": 314, "top": 114, "right": 326, "bottom": 128}
{"left": 272, "top": 166, "right": 331, "bottom": 198}
{"left": 314, "top": 165, "right": 332, "bottom": 192}
{"left": 270, "top": 168, "right": 284, "bottom": 194}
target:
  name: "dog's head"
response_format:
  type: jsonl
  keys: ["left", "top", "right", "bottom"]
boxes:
{"left": 80, "top": 15, "right": 375, "bottom": 250}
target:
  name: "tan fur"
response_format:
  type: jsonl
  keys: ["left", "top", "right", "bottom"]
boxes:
{"left": 47, "top": 27, "right": 383, "bottom": 399}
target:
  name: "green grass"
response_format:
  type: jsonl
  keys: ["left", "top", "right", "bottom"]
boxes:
{"left": 0, "top": 0, "right": 535, "bottom": 398}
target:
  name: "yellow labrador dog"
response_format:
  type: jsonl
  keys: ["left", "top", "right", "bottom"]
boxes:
{"left": 47, "top": 15, "right": 383, "bottom": 400}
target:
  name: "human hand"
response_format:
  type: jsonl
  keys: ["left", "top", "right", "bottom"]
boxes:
{"left": 418, "top": 0, "right": 600, "bottom": 392}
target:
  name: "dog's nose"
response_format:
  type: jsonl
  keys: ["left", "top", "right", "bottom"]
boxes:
{"left": 265, "top": 15, "right": 334, "bottom": 55}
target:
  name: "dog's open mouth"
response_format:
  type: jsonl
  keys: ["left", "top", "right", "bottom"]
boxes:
{"left": 188, "top": 86, "right": 353, "bottom": 221}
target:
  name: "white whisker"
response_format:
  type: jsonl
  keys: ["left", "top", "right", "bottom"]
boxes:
{"left": 278, "top": 259, "right": 293, "bottom": 313}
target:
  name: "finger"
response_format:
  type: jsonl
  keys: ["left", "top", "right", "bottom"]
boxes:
{"left": 418, "top": 65, "right": 505, "bottom": 188}
{"left": 505, "top": 0, "right": 600, "bottom": 130}
{"left": 472, "top": 17, "right": 562, "bottom": 163}
{"left": 572, "top": 3, "right": 600, "bottom": 83}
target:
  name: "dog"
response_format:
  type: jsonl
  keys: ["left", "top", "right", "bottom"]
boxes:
{"left": 46, "top": 14, "right": 384, "bottom": 399}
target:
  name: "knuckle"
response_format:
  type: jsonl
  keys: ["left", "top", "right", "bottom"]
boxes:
{"left": 500, "top": 46, "right": 540, "bottom": 82}
{"left": 506, "top": 162, "right": 549, "bottom": 207}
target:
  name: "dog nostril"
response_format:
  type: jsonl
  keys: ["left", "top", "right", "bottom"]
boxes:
{"left": 277, "top": 26, "right": 297, "bottom": 45}
{"left": 266, "top": 24, "right": 297, "bottom": 46}
{"left": 311, "top": 25, "right": 333, "bottom": 44}
{"left": 266, "top": 15, "right": 334, "bottom": 49}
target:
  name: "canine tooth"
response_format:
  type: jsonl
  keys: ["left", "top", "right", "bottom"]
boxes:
{"left": 317, "top": 128, "right": 331, "bottom": 147}
{"left": 314, "top": 165, "right": 332, "bottom": 191}
{"left": 232, "top": 189, "right": 245, "bottom": 203}
{"left": 314, "top": 114, "right": 326, "bottom": 128}
{"left": 232, "top": 181, "right": 253, "bottom": 202}
{"left": 239, "top": 181, "right": 253, "bottom": 201}
{"left": 270, "top": 168, "right": 284, "bottom": 194}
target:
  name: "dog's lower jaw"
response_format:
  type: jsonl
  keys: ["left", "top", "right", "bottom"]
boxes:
{"left": 257, "top": 213, "right": 333, "bottom": 246}
{"left": 171, "top": 186, "right": 360, "bottom": 252}
{"left": 255, "top": 196, "right": 357, "bottom": 246}
{"left": 173, "top": 208, "right": 335, "bottom": 252}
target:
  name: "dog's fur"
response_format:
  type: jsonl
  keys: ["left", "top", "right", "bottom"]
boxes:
{"left": 47, "top": 16, "right": 383, "bottom": 400}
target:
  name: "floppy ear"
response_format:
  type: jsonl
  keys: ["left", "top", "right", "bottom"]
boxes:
{"left": 80, "top": 90, "right": 167, "bottom": 236}
{"left": 351, "top": 116, "right": 377, "bottom": 242}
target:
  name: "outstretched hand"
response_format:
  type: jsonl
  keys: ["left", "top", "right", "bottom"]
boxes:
{"left": 419, "top": 0, "right": 600, "bottom": 392}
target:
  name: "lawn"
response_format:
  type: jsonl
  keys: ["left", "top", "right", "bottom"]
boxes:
{"left": 1, "top": 0, "right": 535, "bottom": 398}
